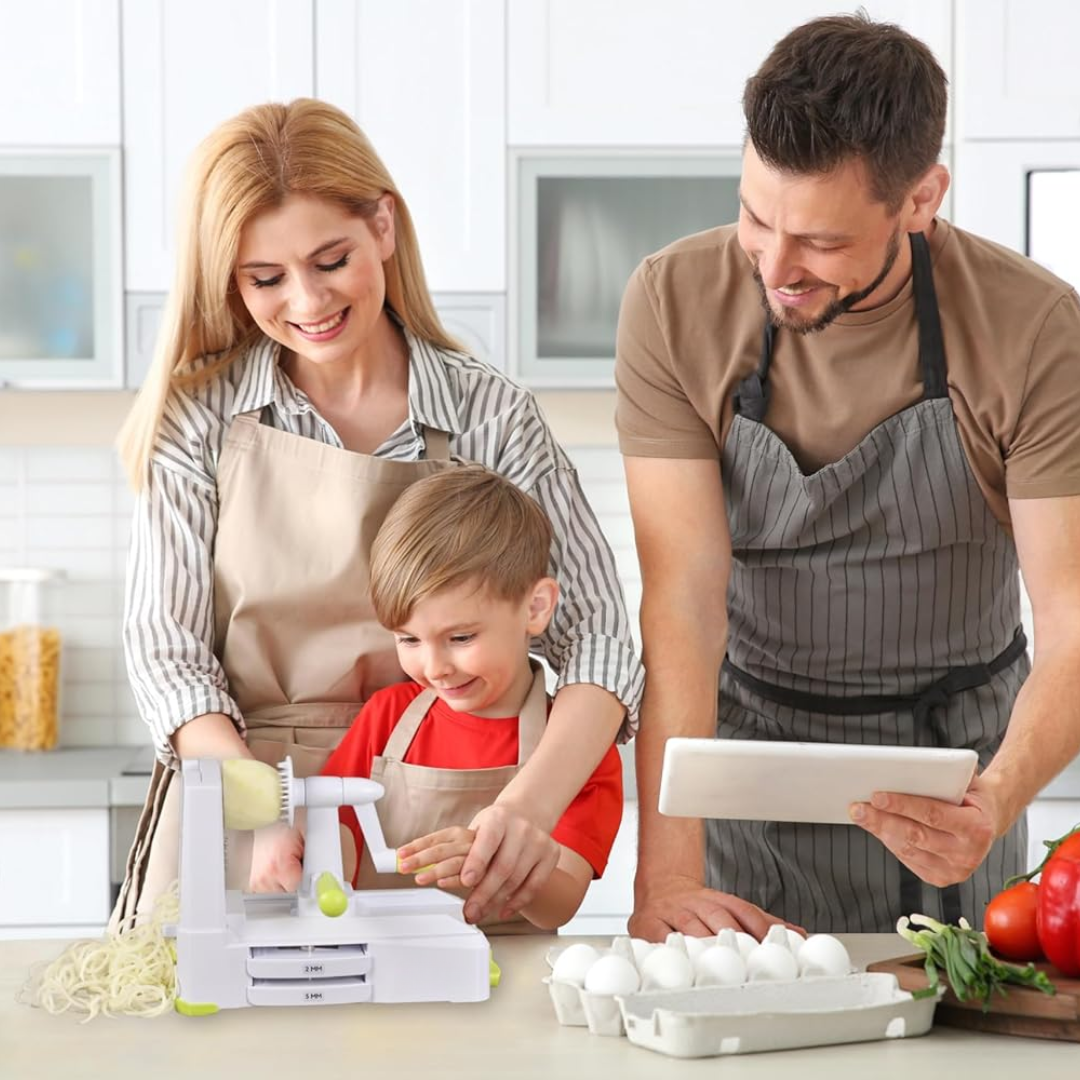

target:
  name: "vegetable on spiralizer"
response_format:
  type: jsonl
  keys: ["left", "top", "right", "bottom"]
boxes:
{"left": 897, "top": 913, "right": 1056, "bottom": 1011}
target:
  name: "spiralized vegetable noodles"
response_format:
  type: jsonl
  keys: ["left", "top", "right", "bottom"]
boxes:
{"left": 19, "top": 883, "right": 180, "bottom": 1021}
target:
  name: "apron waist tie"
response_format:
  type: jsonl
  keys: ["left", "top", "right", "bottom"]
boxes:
{"left": 722, "top": 628, "right": 1027, "bottom": 720}
{"left": 721, "top": 628, "right": 1027, "bottom": 928}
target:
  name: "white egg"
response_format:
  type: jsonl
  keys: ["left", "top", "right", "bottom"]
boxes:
{"left": 797, "top": 934, "right": 853, "bottom": 978}
{"left": 630, "top": 938, "right": 658, "bottom": 969}
{"left": 693, "top": 945, "right": 748, "bottom": 987}
{"left": 684, "top": 936, "right": 710, "bottom": 962}
{"left": 584, "top": 954, "right": 641, "bottom": 996}
{"left": 640, "top": 945, "right": 695, "bottom": 991}
{"left": 551, "top": 942, "right": 601, "bottom": 986}
{"left": 733, "top": 931, "right": 759, "bottom": 960}
{"left": 746, "top": 942, "right": 800, "bottom": 982}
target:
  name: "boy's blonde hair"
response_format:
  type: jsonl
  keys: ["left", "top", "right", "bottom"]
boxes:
{"left": 370, "top": 466, "right": 554, "bottom": 629}
{"left": 116, "top": 98, "right": 461, "bottom": 489}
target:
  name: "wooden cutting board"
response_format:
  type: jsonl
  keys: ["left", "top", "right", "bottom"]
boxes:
{"left": 867, "top": 953, "right": 1080, "bottom": 1041}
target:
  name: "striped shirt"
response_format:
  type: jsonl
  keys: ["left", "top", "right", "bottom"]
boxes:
{"left": 124, "top": 331, "right": 644, "bottom": 766}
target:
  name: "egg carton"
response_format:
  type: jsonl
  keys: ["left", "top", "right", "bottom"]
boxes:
{"left": 543, "top": 943, "right": 941, "bottom": 1054}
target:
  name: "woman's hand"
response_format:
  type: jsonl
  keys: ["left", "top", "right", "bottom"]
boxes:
{"left": 397, "top": 826, "right": 476, "bottom": 888}
{"left": 455, "top": 803, "right": 561, "bottom": 923}
{"left": 248, "top": 821, "right": 305, "bottom": 892}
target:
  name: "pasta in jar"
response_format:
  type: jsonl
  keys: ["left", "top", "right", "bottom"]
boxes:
{"left": 0, "top": 570, "right": 63, "bottom": 751}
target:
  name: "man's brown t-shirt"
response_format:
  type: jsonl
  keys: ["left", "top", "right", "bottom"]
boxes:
{"left": 615, "top": 218, "right": 1080, "bottom": 528}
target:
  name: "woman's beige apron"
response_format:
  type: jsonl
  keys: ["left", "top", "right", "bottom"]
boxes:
{"left": 111, "top": 410, "right": 453, "bottom": 928}
{"left": 353, "top": 661, "right": 550, "bottom": 935}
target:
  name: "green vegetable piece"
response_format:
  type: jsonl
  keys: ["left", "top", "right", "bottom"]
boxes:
{"left": 898, "top": 913, "right": 1057, "bottom": 1012}
{"left": 316, "top": 871, "right": 349, "bottom": 917}
{"left": 175, "top": 998, "right": 219, "bottom": 1016}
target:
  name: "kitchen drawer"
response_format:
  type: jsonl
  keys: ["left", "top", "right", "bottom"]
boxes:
{"left": 0, "top": 807, "right": 110, "bottom": 926}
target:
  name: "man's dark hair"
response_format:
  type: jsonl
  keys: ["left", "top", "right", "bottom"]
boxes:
{"left": 743, "top": 13, "right": 947, "bottom": 211}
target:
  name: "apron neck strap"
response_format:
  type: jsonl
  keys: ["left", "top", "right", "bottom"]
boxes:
{"left": 380, "top": 660, "right": 549, "bottom": 765}
{"left": 910, "top": 230, "right": 948, "bottom": 400}
{"left": 423, "top": 427, "right": 451, "bottom": 460}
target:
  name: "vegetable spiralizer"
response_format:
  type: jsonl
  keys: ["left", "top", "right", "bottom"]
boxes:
{"left": 174, "top": 755, "right": 491, "bottom": 1014}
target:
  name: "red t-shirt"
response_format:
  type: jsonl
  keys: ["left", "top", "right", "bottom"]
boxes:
{"left": 322, "top": 680, "right": 623, "bottom": 881}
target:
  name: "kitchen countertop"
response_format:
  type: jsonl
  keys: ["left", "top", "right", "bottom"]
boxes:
{"left": 2, "top": 933, "right": 1077, "bottom": 1079}
{"left": 0, "top": 746, "right": 154, "bottom": 809}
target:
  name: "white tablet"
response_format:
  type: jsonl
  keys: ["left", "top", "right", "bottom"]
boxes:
{"left": 658, "top": 739, "right": 978, "bottom": 825}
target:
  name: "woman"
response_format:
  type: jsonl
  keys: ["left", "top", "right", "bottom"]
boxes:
{"left": 114, "top": 98, "right": 642, "bottom": 929}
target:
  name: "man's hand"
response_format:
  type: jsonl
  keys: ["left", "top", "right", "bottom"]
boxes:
{"left": 397, "top": 826, "right": 476, "bottom": 888}
{"left": 452, "top": 803, "right": 561, "bottom": 923}
{"left": 849, "top": 773, "right": 1002, "bottom": 887}
{"left": 630, "top": 874, "right": 797, "bottom": 942}
{"left": 248, "top": 821, "right": 304, "bottom": 892}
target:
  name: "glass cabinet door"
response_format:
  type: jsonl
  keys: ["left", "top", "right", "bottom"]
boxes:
{"left": 515, "top": 153, "right": 742, "bottom": 386}
{"left": 0, "top": 151, "right": 122, "bottom": 387}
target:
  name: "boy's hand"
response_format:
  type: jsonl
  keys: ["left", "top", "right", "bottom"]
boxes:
{"left": 457, "top": 804, "right": 561, "bottom": 923}
{"left": 248, "top": 821, "right": 304, "bottom": 892}
{"left": 398, "top": 826, "right": 476, "bottom": 888}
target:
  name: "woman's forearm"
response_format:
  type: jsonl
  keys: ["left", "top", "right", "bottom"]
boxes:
{"left": 494, "top": 682, "right": 624, "bottom": 832}
{"left": 170, "top": 711, "right": 251, "bottom": 760}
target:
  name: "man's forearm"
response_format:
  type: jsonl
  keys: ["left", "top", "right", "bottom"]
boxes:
{"left": 981, "top": 636, "right": 1080, "bottom": 834}
{"left": 634, "top": 615, "right": 727, "bottom": 902}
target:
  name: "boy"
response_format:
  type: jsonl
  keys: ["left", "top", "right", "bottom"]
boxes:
{"left": 273, "top": 465, "right": 623, "bottom": 931}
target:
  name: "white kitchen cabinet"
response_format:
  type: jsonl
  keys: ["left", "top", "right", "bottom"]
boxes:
{"left": 432, "top": 293, "right": 507, "bottom": 371}
{"left": 508, "top": 1, "right": 951, "bottom": 147}
{"left": 956, "top": 0, "right": 1080, "bottom": 140}
{"left": 952, "top": 140, "right": 1080, "bottom": 257}
{"left": 0, "top": 0, "right": 121, "bottom": 146}
{"left": 121, "top": 0, "right": 316, "bottom": 291}
{"left": 316, "top": 0, "right": 505, "bottom": 293}
{"left": 0, "top": 808, "right": 110, "bottom": 935}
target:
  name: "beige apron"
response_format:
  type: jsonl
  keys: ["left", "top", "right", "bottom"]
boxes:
{"left": 111, "top": 409, "right": 454, "bottom": 928}
{"left": 354, "top": 662, "right": 549, "bottom": 935}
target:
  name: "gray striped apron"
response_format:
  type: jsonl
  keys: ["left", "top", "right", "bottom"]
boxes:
{"left": 709, "top": 231, "right": 1029, "bottom": 932}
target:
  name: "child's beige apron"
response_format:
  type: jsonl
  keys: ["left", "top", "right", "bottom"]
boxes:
{"left": 354, "top": 662, "right": 550, "bottom": 934}
{"left": 111, "top": 410, "right": 454, "bottom": 928}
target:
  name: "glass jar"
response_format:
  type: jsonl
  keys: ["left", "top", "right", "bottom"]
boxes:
{"left": 0, "top": 568, "right": 64, "bottom": 750}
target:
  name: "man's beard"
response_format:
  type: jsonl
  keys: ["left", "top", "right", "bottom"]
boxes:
{"left": 753, "top": 228, "right": 903, "bottom": 335}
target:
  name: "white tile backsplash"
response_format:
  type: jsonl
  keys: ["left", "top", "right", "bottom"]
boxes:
{"left": 0, "top": 442, "right": 645, "bottom": 755}
{"left": 23, "top": 482, "right": 113, "bottom": 516}
{"left": 1, "top": 447, "right": 131, "bottom": 749}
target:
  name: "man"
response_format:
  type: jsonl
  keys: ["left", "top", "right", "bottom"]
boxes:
{"left": 616, "top": 14, "right": 1080, "bottom": 937}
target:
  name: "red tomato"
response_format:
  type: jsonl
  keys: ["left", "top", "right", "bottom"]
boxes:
{"left": 984, "top": 881, "right": 1043, "bottom": 961}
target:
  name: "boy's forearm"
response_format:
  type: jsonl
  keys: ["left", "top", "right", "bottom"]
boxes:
{"left": 519, "top": 866, "right": 590, "bottom": 931}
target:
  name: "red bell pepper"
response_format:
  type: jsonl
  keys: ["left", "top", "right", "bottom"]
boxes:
{"left": 1036, "top": 841, "right": 1080, "bottom": 977}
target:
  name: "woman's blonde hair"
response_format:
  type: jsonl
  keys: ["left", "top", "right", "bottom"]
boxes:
{"left": 370, "top": 466, "right": 555, "bottom": 630}
{"left": 117, "top": 98, "right": 460, "bottom": 488}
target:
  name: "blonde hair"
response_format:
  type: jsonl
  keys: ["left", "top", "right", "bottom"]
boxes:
{"left": 370, "top": 466, "right": 554, "bottom": 629}
{"left": 117, "top": 98, "right": 460, "bottom": 488}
